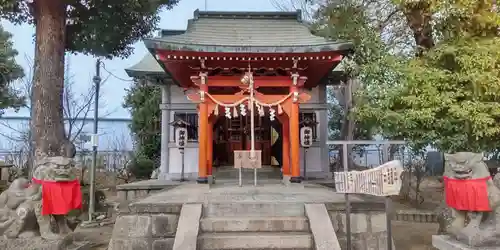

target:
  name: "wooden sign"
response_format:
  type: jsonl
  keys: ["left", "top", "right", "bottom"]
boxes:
{"left": 234, "top": 150, "right": 262, "bottom": 169}
{"left": 334, "top": 160, "right": 403, "bottom": 196}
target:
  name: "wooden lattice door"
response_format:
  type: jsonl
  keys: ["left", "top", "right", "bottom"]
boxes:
{"left": 226, "top": 116, "right": 271, "bottom": 165}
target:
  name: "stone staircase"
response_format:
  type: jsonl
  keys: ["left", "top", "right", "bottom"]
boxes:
{"left": 197, "top": 202, "right": 314, "bottom": 250}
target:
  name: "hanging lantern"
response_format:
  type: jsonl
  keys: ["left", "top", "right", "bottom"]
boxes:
{"left": 225, "top": 107, "right": 232, "bottom": 119}
{"left": 269, "top": 108, "right": 276, "bottom": 121}
{"left": 240, "top": 103, "right": 247, "bottom": 116}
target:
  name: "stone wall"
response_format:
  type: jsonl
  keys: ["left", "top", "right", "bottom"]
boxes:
{"left": 326, "top": 201, "right": 394, "bottom": 250}
{"left": 108, "top": 203, "right": 182, "bottom": 250}
{"left": 116, "top": 180, "right": 179, "bottom": 202}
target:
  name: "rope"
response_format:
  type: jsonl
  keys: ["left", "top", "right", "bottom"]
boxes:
{"left": 205, "top": 92, "right": 293, "bottom": 107}
{"left": 205, "top": 93, "right": 249, "bottom": 107}
{"left": 255, "top": 93, "right": 293, "bottom": 107}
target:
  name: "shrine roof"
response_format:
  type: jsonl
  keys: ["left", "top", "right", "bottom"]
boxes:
{"left": 144, "top": 9, "right": 353, "bottom": 53}
{"left": 125, "top": 53, "right": 165, "bottom": 77}
{"left": 125, "top": 50, "right": 347, "bottom": 79}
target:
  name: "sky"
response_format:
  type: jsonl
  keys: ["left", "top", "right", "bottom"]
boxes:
{"left": 1, "top": 0, "right": 280, "bottom": 119}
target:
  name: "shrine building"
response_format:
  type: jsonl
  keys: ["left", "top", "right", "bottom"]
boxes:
{"left": 125, "top": 10, "right": 352, "bottom": 183}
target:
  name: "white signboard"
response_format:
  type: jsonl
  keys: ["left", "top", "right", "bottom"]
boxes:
{"left": 234, "top": 150, "right": 262, "bottom": 169}
{"left": 334, "top": 160, "right": 404, "bottom": 196}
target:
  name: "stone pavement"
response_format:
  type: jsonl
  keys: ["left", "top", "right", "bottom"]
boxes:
{"left": 135, "top": 182, "right": 379, "bottom": 205}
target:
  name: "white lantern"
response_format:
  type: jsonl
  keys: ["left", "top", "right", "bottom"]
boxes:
{"left": 300, "top": 126, "right": 313, "bottom": 147}
{"left": 175, "top": 128, "right": 188, "bottom": 148}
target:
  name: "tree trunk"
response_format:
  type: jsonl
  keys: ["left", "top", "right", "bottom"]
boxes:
{"left": 402, "top": 1, "right": 435, "bottom": 56}
{"left": 32, "top": 0, "right": 74, "bottom": 160}
{"left": 338, "top": 78, "right": 358, "bottom": 169}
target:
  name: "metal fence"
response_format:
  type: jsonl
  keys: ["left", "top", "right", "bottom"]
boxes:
{"left": 327, "top": 140, "right": 408, "bottom": 250}
{"left": 0, "top": 150, "right": 133, "bottom": 172}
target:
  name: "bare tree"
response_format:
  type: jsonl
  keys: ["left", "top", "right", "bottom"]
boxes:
{"left": 0, "top": 54, "right": 111, "bottom": 173}
{"left": 271, "top": 0, "right": 319, "bottom": 20}
{"left": 272, "top": 0, "right": 413, "bottom": 54}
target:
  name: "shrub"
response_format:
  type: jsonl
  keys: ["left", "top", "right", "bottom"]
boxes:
{"left": 127, "top": 156, "right": 155, "bottom": 180}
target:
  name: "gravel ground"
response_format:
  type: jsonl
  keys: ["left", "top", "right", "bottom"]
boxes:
{"left": 392, "top": 221, "right": 438, "bottom": 250}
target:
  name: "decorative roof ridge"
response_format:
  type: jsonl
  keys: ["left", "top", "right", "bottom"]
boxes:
{"left": 145, "top": 36, "right": 349, "bottom": 47}
{"left": 192, "top": 9, "right": 302, "bottom": 21}
{"left": 159, "top": 29, "right": 186, "bottom": 37}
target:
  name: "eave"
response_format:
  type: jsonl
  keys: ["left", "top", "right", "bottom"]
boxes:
{"left": 144, "top": 38, "right": 354, "bottom": 54}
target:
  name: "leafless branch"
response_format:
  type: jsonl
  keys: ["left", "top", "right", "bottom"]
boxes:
{"left": 2, "top": 55, "right": 111, "bottom": 152}
{"left": 270, "top": 0, "right": 319, "bottom": 21}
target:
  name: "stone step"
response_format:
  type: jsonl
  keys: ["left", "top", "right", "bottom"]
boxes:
{"left": 203, "top": 203, "right": 305, "bottom": 217}
{"left": 214, "top": 167, "right": 282, "bottom": 179}
{"left": 200, "top": 216, "right": 309, "bottom": 232}
{"left": 198, "top": 232, "right": 313, "bottom": 250}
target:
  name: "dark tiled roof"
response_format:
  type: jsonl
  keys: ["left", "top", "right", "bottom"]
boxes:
{"left": 125, "top": 53, "right": 164, "bottom": 77}
{"left": 144, "top": 9, "right": 353, "bottom": 53}
{"left": 127, "top": 10, "right": 353, "bottom": 78}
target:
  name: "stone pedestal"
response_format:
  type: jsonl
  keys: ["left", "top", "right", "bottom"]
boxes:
{"left": 432, "top": 235, "right": 500, "bottom": 250}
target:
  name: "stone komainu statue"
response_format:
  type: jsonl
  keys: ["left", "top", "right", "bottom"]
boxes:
{"left": 437, "top": 152, "right": 500, "bottom": 246}
{"left": 0, "top": 156, "right": 82, "bottom": 239}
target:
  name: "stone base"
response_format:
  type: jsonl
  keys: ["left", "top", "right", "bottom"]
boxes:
{"left": 290, "top": 176, "right": 302, "bottom": 183}
{"left": 302, "top": 170, "right": 334, "bottom": 180}
{"left": 432, "top": 235, "right": 500, "bottom": 250}
{"left": 196, "top": 176, "right": 208, "bottom": 184}
{"left": 159, "top": 172, "right": 198, "bottom": 181}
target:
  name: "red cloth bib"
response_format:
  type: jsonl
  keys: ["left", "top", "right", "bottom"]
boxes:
{"left": 443, "top": 176, "right": 491, "bottom": 211}
{"left": 32, "top": 178, "right": 82, "bottom": 215}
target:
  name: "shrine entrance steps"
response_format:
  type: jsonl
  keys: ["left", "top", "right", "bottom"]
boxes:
{"left": 108, "top": 183, "right": 392, "bottom": 250}
{"left": 212, "top": 165, "right": 282, "bottom": 182}
{"left": 197, "top": 202, "right": 314, "bottom": 250}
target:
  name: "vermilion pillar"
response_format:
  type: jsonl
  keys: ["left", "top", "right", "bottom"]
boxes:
{"left": 282, "top": 118, "right": 291, "bottom": 176}
{"left": 197, "top": 86, "right": 209, "bottom": 183}
{"left": 207, "top": 120, "right": 213, "bottom": 177}
{"left": 290, "top": 100, "right": 301, "bottom": 183}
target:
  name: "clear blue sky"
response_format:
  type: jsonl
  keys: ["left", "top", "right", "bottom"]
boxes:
{"left": 2, "top": 0, "right": 279, "bottom": 118}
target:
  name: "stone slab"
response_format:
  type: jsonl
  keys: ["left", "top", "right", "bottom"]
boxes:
{"left": 200, "top": 216, "right": 309, "bottom": 232}
{"left": 433, "top": 235, "right": 500, "bottom": 250}
{"left": 172, "top": 204, "right": 202, "bottom": 250}
{"left": 116, "top": 179, "right": 183, "bottom": 191}
{"left": 204, "top": 202, "right": 305, "bottom": 217}
{"left": 305, "top": 203, "right": 342, "bottom": 250}
{"left": 198, "top": 232, "right": 313, "bottom": 250}
{"left": 133, "top": 183, "right": 384, "bottom": 207}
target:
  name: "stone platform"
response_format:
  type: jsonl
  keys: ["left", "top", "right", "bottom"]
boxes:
{"left": 117, "top": 167, "right": 335, "bottom": 203}
{"left": 109, "top": 182, "right": 393, "bottom": 250}
{"left": 116, "top": 179, "right": 183, "bottom": 202}
{"left": 433, "top": 235, "right": 500, "bottom": 250}
{"left": 133, "top": 181, "right": 379, "bottom": 204}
